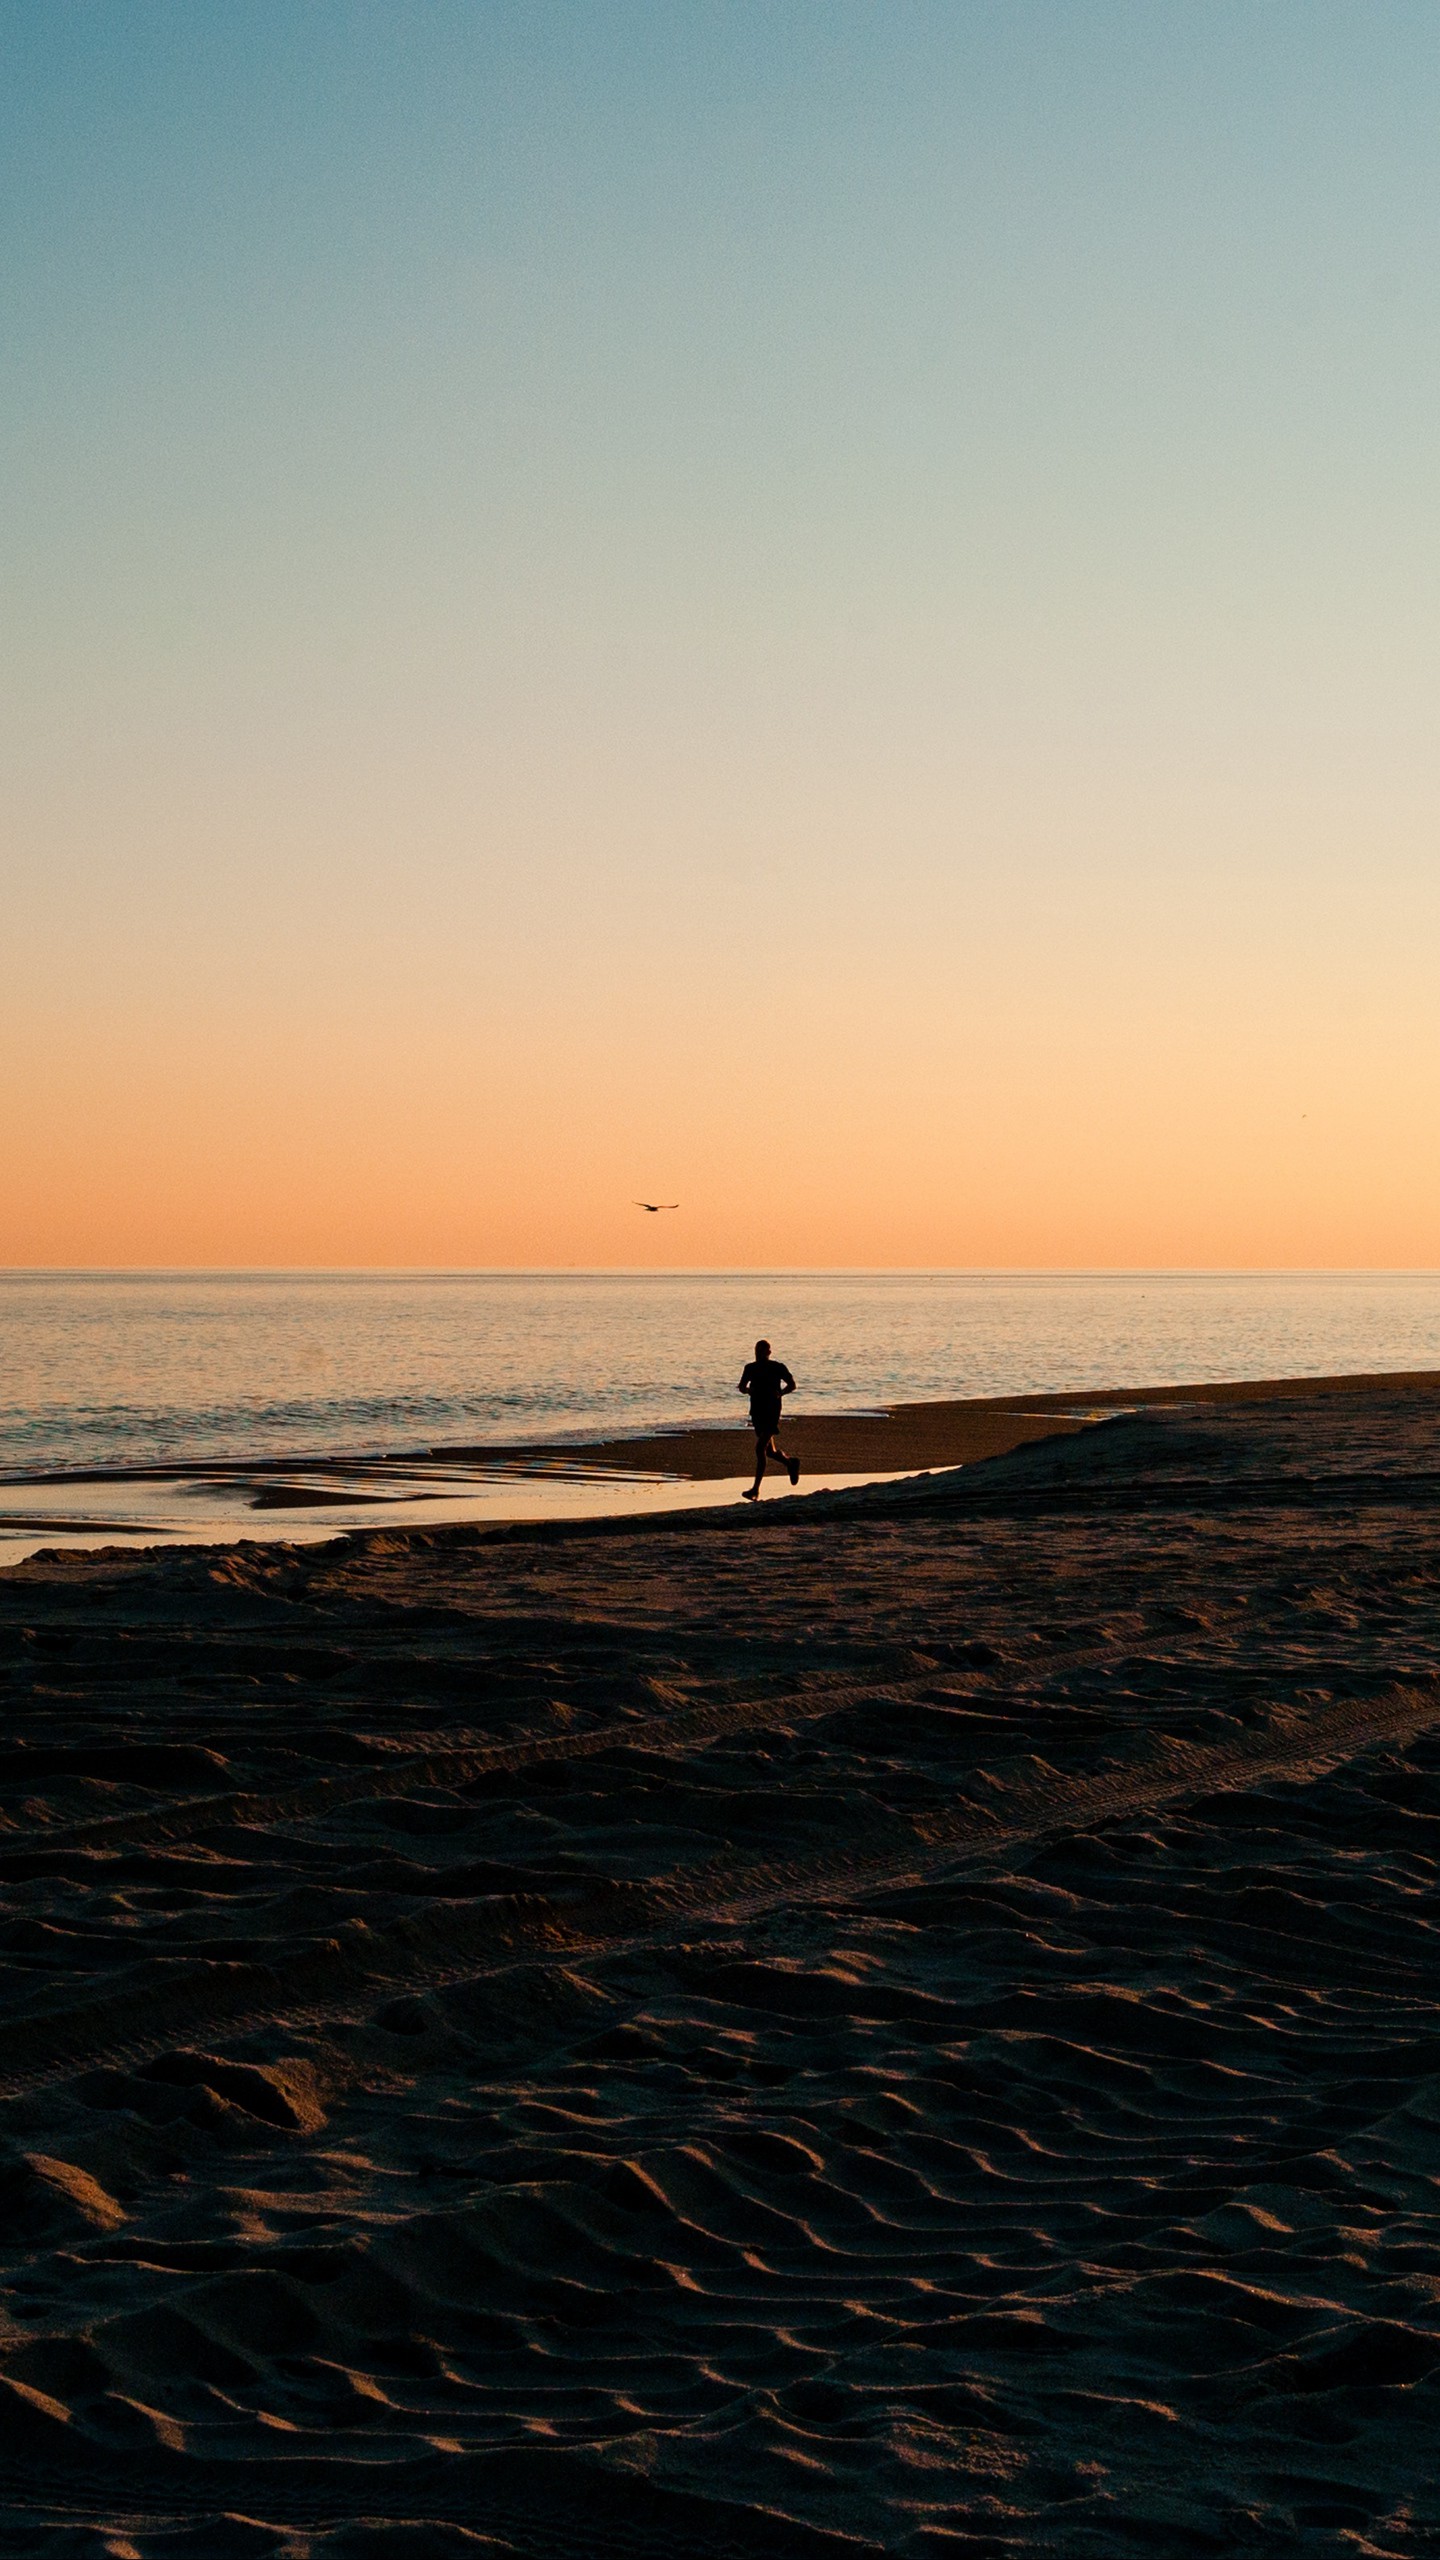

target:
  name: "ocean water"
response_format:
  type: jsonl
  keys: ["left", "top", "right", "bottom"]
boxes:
{"left": 5, "top": 1269, "right": 1440, "bottom": 1481}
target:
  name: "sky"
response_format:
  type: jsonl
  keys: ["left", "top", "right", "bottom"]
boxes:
{"left": 3, "top": 0, "right": 1439, "bottom": 1269}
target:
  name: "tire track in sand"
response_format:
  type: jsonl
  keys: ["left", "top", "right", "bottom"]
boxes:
{"left": 0, "top": 1631, "right": 1138, "bottom": 1872}
{"left": 1, "top": 1682, "right": 1435, "bottom": 2102}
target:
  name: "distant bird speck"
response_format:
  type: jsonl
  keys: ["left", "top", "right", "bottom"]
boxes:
{"left": 634, "top": 1201, "right": 679, "bottom": 1212}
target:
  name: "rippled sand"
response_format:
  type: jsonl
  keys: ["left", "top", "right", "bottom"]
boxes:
{"left": 2, "top": 1384, "right": 1440, "bottom": 2555}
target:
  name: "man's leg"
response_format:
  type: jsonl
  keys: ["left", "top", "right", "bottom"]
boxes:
{"left": 771, "top": 1431, "right": 800, "bottom": 1487}
{"left": 743, "top": 1428, "right": 769, "bottom": 1499}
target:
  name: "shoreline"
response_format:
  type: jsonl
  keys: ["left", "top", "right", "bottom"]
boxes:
{"left": 8, "top": 1363, "right": 1440, "bottom": 1496}
{"left": 2, "top": 1364, "right": 1439, "bottom": 1564}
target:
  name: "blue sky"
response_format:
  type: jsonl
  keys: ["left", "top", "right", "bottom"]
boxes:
{"left": 4, "top": 2, "right": 1439, "bottom": 1264}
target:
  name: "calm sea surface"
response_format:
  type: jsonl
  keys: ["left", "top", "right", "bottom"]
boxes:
{"left": 4, "top": 1270, "right": 1440, "bottom": 1480}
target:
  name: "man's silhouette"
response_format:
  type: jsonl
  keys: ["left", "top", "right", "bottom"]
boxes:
{"left": 737, "top": 1339, "right": 798, "bottom": 1500}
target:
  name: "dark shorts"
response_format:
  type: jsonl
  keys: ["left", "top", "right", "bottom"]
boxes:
{"left": 750, "top": 1404, "right": 783, "bottom": 1441}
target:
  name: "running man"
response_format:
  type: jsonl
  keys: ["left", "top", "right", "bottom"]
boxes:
{"left": 737, "top": 1338, "right": 799, "bottom": 1500}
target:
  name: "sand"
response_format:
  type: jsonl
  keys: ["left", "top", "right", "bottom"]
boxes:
{"left": 2, "top": 1376, "right": 1440, "bottom": 2553}
{"left": 445, "top": 1362, "right": 1440, "bottom": 1481}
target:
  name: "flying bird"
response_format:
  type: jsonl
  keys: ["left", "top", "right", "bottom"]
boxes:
{"left": 634, "top": 1201, "right": 679, "bottom": 1212}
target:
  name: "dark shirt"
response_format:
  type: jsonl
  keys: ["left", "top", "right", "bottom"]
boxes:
{"left": 740, "top": 1357, "right": 794, "bottom": 1420}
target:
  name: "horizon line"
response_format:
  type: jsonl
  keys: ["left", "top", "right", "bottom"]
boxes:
{"left": 6, "top": 1266, "right": 1440, "bottom": 1283}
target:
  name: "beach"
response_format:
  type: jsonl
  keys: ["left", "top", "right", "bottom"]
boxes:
{"left": 3, "top": 1372, "right": 1440, "bottom": 2553}
{"left": 462, "top": 1360, "right": 1440, "bottom": 1479}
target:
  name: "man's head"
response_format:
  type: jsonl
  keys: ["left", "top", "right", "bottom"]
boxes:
{"left": 755, "top": 1339, "right": 770, "bottom": 1359}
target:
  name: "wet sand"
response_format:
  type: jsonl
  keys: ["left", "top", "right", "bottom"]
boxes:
{"left": 2, "top": 1375, "right": 1440, "bottom": 2553}
{"left": 467, "top": 1362, "right": 1440, "bottom": 1481}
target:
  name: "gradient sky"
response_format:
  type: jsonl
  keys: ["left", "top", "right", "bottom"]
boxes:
{"left": 4, "top": 1, "right": 1439, "bottom": 1267}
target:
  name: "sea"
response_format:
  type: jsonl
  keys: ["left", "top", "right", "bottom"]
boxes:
{"left": 3, "top": 1269, "right": 1440, "bottom": 1558}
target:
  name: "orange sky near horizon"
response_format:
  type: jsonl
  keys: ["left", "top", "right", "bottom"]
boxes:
{"left": 6, "top": 5, "right": 1439, "bottom": 1273}
{"left": 6, "top": 771, "right": 1435, "bottom": 1271}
